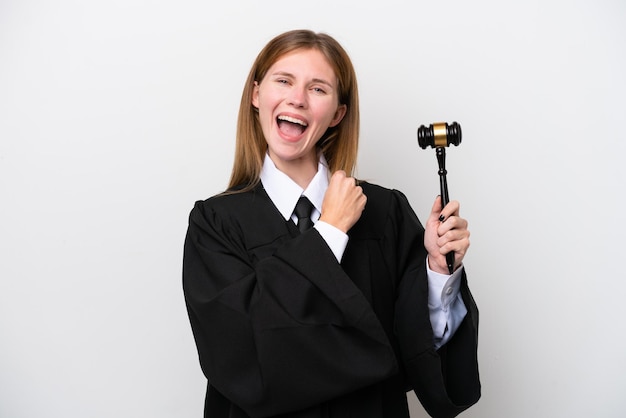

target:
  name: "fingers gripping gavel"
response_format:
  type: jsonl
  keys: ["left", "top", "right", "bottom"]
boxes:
{"left": 418, "top": 122, "right": 462, "bottom": 274}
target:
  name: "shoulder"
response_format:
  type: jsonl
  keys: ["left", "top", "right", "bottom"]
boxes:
{"left": 188, "top": 184, "right": 272, "bottom": 227}
{"left": 359, "top": 181, "right": 412, "bottom": 214}
{"left": 186, "top": 184, "right": 292, "bottom": 252}
{"left": 352, "top": 181, "right": 417, "bottom": 238}
{"left": 196, "top": 182, "right": 271, "bottom": 209}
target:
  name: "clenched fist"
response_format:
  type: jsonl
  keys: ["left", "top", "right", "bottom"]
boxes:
{"left": 319, "top": 170, "right": 366, "bottom": 233}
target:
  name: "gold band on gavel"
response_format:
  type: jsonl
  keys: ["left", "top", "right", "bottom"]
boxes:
{"left": 433, "top": 123, "right": 448, "bottom": 147}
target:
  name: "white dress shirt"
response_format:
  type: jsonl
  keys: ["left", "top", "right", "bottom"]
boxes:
{"left": 260, "top": 153, "right": 467, "bottom": 349}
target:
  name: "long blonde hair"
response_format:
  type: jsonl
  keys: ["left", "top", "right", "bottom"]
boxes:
{"left": 227, "top": 30, "right": 360, "bottom": 191}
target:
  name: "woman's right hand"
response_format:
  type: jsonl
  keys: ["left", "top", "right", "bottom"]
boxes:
{"left": 319, "top": 170, "right": 366, "bottom": 233}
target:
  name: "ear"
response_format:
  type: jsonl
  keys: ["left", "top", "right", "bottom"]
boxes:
{"left": 329, "top": 104, "right": 347, "bottom": 128}
{"left": 251, "top": 81, "right": 260, "bottom": 108}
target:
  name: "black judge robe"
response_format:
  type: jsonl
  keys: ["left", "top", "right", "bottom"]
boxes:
{"left": 183, "top": 181, "right": 480, "bottom": 418}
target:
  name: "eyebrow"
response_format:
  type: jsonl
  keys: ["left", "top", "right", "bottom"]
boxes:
{"left": 271, "top": 71, "right": 335, "bottom": 88}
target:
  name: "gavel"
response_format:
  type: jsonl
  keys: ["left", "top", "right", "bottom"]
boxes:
{"left": 417, "top": 121, "right": 462, "bottom": 274}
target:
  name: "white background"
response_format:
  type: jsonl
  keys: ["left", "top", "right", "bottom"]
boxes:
{"left": 1, "top": 1, "right": 625, "bottom": 417}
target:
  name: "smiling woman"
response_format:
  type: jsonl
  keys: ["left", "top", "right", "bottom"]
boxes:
{"left": 228, "top": 30, "right": 360, "bottom": 194}
{"left": 252, "top": 49, "right": 347, "bottom": 187}
{"left": 182, "top": 29, "right": 480, "bottom": 418}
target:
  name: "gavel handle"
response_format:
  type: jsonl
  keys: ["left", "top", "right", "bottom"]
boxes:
{"left": 437, "top": 147, "right": 455, "bottom": 274}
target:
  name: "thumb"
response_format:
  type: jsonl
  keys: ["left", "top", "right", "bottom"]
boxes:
{"left": 429, "top": 195, "right": 443, "bottom": 221}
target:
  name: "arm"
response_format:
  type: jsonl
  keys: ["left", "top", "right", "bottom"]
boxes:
{"left": 426, "top": 261, "right": 468, "bottom": 350}
{"left": 391, "top": 191, "right": 481, "bottom": 418}
{"left": 183, "top": 198, "right": 396, "bottom": 417}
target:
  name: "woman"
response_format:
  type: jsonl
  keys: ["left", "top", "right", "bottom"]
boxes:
{"left": 183, "top": 30, "right": 480, "bottom": 418}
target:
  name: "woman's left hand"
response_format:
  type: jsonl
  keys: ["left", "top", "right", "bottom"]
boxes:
{"left": 424, "top": 196, "right": 470, "bottom": 275}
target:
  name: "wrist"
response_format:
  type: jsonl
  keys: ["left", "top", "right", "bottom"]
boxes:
{"left": 428, "top": 255, "right": 450, "bottom": 275}
{"left": 319, "top": 214, "right": 349, "bottom": 233}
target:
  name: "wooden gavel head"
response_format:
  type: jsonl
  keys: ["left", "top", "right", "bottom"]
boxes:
{"left": 417, "top": 121, "right": 462, "bottom": 149}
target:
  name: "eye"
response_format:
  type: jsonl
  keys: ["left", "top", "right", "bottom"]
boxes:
{"left": 311, "top": 87, "right": 327, "bottom": 94}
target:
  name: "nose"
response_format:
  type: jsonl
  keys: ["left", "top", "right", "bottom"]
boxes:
{"left": 287, "top": 86, "right": 307, "bottom": 108}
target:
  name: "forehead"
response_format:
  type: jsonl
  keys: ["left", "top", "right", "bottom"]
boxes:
{"left": 267, "top": 49, "right": 337, "bottom": 84}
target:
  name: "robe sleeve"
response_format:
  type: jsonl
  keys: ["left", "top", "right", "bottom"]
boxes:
{"left": 390, "top": 190, "right": 481, "bottom": 418}
{"left": 183, "top": 198, "right": 397, "bottom": 418}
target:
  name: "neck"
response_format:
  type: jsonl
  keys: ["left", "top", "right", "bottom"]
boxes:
{"left": 269, "top": 153, "right": 318, "bottom": 189}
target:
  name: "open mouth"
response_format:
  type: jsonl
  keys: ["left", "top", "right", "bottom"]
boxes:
{"left": 277, "top": 115, "right": 308, "bottom": 137}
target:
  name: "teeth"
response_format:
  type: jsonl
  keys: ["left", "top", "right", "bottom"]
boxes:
{"left": 277, "top": 115, "right": 307, "bottom": 127}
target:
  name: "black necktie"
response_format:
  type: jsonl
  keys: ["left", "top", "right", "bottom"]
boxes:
{"left": 294, "top": 196, "right": 314, "bottom": 233}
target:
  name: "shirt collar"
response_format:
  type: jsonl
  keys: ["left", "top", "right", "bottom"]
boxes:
{"left": 260, "top": 153, "right": 329, "bottom": 221}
